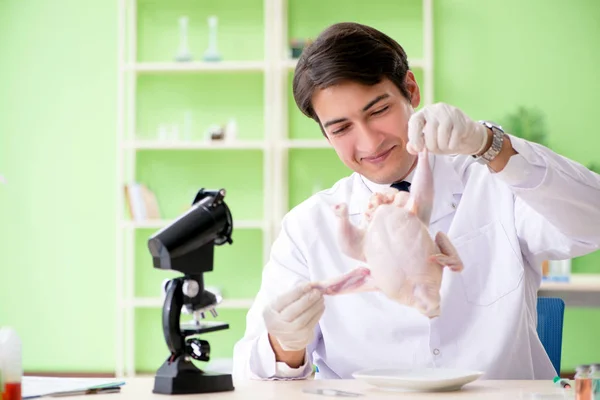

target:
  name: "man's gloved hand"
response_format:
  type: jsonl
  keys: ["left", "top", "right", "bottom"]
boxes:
{"left": 407, "top": 103, "right": 490, "bottom": 156}
{"left": 263, "top": 283, "right": 325, "bottom": 351}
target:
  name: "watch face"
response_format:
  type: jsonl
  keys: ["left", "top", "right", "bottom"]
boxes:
{"left": 480, "top": 120, "right": 504, "bottom": 132}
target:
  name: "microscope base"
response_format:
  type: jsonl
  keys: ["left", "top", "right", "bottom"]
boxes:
{"left": 153, "top": 356, "right": 234, "bottom": 395}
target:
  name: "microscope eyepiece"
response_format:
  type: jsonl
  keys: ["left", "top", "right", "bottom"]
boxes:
{"left": 148, "top": 188, "right": 233, "bottom": 274}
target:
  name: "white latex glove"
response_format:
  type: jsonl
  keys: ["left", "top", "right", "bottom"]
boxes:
{"left": 407, "top": 103, "right": 489, "bottom": 156}
{"left": 263, "top": 283, "right": 325, "bottom": 351}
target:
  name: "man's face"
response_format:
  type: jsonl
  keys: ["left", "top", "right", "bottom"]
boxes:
{"left": 312, "top": 72, "right": 421, "bottom": 184}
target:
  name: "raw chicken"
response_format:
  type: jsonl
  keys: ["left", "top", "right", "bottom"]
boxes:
{"left": 311, "top": 149, "right": 464, "bottom": 318}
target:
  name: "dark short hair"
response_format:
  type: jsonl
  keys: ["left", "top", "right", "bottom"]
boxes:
{"left": 292, "top": 22, "right": 412, "bottom": 126}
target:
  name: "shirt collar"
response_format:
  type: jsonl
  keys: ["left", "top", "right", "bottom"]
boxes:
{"left": 359, "top": 151, "right": 434, "bottom": 194}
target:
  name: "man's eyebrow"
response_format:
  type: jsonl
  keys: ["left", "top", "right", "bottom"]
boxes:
{"left": 323, "top": 117, "right": 347, "bottom": 128}
{"left": 322, "top": 94, "right": 390, "bottom": 129}
{"left": 362, "top": 94, "right": 390, "bottom": 112}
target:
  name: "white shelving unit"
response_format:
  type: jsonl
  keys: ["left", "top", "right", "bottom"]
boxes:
{"left": 116, "top": 0, "right": 276, "bottom": 378}
{"left": 121, "top": 219, "right": 266, "bottom": 230}
{"left": 126, "top": 61, "right": 266, "bottom": 73}
{"left": 116, "top": 0, "right": 433, "bottom": 378}
{"left": 123, "top": 139, "right": 267, "bottom": 150}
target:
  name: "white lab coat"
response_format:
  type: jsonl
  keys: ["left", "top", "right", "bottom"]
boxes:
{"left": 232, "top": 135, "right": 600, "bottom": 381}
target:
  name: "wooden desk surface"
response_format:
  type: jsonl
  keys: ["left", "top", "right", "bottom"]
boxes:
{"left": 75, "top": 377, "right": 570, "bottom": 399}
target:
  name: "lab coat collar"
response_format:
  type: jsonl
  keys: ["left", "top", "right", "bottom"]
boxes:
{"left": 349, "top": 153, "right": 464, "bottom": 225}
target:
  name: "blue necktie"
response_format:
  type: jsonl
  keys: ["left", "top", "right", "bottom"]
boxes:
{"left": 391, "top": 181, "right": 411, "bottom": 192}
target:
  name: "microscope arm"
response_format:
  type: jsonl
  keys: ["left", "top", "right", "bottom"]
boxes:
{"left": 162, "top": 278, "right": 186, "bottom": 359}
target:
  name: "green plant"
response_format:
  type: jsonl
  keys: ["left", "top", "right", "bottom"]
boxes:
{"left": 504, "top": 107, "right": 600, "bottom": 175}
{"left": 502, "top": 106, "right": 549, "bottom": 147}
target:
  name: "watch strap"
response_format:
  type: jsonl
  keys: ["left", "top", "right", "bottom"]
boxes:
{"left": 474, "top": 121, "right": 504, "bottom": 164}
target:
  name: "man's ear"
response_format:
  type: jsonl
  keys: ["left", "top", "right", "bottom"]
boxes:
{"left": 405, "top": 70, "right": 421, "bottom": 109}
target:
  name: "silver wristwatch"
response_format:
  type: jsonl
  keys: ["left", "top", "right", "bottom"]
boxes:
{"left": 473, "top": 121, "right": 504, "bottom": 165}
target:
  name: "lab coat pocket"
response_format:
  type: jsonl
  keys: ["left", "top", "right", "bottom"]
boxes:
{"left": 452, "top": 221, "right": 524, "bottom": 306}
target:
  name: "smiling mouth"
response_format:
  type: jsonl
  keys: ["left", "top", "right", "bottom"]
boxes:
{"left": 362, "top": 146, "right": 395, "bottom": 162}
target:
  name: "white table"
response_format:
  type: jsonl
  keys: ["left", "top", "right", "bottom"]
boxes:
{"left": 71, "top": 377, "right": 570, "bottom": 399}
{"left": 538, "top": 273, "right": 600, "bottom": 307}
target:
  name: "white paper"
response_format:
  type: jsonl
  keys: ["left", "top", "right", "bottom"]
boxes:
{"left": 22, "top": 376, "right": 124, "bottom": 399}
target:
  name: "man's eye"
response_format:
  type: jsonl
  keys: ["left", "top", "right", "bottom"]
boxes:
{"left": 332, "top": 125, "right": 349, "bottom": 135}
{"left": 372, "top": 106, "right": 389, "bottom": 115}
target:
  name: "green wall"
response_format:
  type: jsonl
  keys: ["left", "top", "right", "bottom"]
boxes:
{"left": 0, "top": 0, "right": 598, "bottom": 374}
{"left": 0, "top": 1, "right": 117, "bottom": 372}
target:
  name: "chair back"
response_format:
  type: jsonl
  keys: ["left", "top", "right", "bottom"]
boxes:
{"left": 536, "top": 297, "right": 565, "bottom": 374}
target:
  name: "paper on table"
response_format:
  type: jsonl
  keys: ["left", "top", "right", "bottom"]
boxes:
{"left": 22, "top": 376, "right": 125, "bottom": 399}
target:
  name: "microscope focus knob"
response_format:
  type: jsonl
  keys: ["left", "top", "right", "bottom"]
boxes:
{"left": 186, "top": 338, "right": 210, "bottom": 362}
{"left": 182, "top": 280, "right": 200, "bottom": 298}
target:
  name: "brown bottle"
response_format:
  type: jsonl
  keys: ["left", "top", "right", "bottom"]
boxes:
{"left": 576, "top": 365, "right": 593, "bottom": 400}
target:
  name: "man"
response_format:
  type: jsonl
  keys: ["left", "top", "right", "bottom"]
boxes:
{"left": 232, "top": 22, "right": 600, "bottom": 381}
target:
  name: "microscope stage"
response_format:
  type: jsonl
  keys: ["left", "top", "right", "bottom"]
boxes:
{"left": 180, "top": 320, "right": 230, "bottom": 336}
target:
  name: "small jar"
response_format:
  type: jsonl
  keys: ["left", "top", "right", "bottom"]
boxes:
{"left": 0, "top": 327, "right": 22, "bottom": 400}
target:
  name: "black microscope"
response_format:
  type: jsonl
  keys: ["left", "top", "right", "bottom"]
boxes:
{"left": 147, "top": 188, "right": 235, "bottom": 395}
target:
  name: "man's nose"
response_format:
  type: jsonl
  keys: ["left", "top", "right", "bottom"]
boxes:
{"left": 355, "top": 124, "right": 385, "bottom": 154}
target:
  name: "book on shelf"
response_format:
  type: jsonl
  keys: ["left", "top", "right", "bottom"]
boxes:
{"left": 124, "top": 182, "right": 161, "bottom": 222}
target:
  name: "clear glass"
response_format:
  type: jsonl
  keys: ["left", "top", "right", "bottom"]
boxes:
{"left": 547, "top": 259, "right": 572, "bottom": 282}
{"left": 590, "top": 364, "right": 600, "bottom": 400}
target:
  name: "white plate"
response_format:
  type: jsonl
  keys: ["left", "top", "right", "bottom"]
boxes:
{"left": 352, "top": 367, "right": 484, "bottom": 392}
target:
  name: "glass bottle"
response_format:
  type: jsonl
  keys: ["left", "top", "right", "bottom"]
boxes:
{"left": 590, "top": 363, "right": 600, "bottom": 400}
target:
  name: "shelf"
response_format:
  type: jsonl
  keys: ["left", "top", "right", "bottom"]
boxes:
{"left": 539, "top": 274, "right": 600, "bottom": 293}
{"left": 539, "top": 273, "right": 600, "bottom": 308}
{"left": 121, "top": 219, "right": 266, "bottom": 230}
{"left": 124, "top": 140, "right": 267, "bottom": 150}
{"left": 283, "top": 57, "right": 426, "bottom": 70}
{"left": 283, "top": 59, "right": 299, "bottom": 70}
{"left": 282, "top": 139, "right": 330, "bottom": 149}
{"left": 131, "top": 297, "right": 255, "bottom": 309}
{"left": 125, "top": 61, "right": 266, "bottom": 73}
